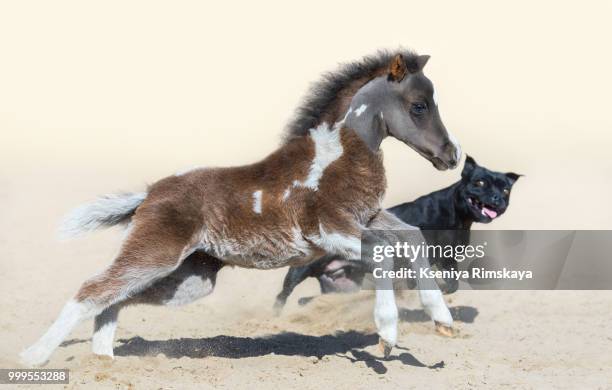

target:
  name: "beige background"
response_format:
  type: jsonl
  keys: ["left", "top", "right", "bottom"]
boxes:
{"left": 1, "top": 1, "right": 611, "bottom": 388}
{"left": 2, "top": 0, "right": 611, "bottom": 229}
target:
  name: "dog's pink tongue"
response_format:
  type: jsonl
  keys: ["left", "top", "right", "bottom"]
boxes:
{"left": 482, "top": 207, "right": 498, "bottom": 219}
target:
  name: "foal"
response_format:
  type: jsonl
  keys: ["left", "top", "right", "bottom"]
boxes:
{"left": 21, "top": 51, "right": 461, "bottom": 366}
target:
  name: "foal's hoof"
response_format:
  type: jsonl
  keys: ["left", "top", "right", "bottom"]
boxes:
{"left": 378, "top": 338, "right": 393, "bottom": 359}
{"left": 435, "top": 321, "right": 455, "bottom": 337}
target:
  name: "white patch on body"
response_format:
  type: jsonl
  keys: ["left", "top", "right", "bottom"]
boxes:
{"left": 282, "top": 187, "right": 291, "bottom": 201}
{"left": 21, "top": 300, "right": 98, "bottom": 366}
{"left": 419, "top": 289, "right": 453, "bottom": 326}
{"left": 292, "top": 123, "right": 343, "bottom": 191}
{"left": 164, "top": 275, "right": 214, "bottom": 306}
{"left": 354, "top": 104, "right": 368, "bottom": 117}
{"left": 252, "top": 190, "right": 263, "bottom": 214}
{"left": 308, "top": 224, "right": 361, "bottom": 260}
{"left": 290, "top": 227, "right": 311, "bottom": 257}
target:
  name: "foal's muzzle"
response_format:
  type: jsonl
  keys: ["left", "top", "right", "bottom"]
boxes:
{"left": 434, "top": 140, "right": 461, "bottom": 170}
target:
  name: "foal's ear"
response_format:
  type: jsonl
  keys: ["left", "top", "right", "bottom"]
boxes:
{"left": 388, "top": 54, "right": 407, "bottom": 82}
{"left": 412, "top": 55, "right": 431, "bottom": 72}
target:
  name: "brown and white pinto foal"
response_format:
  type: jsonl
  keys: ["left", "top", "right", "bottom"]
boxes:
{"left": 21, "top": 51, "right": 461, "bottom": 366}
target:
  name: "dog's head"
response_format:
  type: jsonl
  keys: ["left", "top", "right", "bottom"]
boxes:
{"left": 458, "top": 155, "right": 521, "bottom": 223}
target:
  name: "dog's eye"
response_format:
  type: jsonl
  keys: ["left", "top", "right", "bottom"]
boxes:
{"left": 410, "top": 102, "right": 428, "bottom": 115}
{"left": 503, "top": 188, "right": 510, "bottom": 195}
{"left": 475, "top": 180, "right": 485, "bottom": 187}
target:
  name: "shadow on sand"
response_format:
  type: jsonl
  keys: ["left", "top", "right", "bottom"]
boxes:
{"left": 62, "top": 305, "right": 478, "bottom": 374}
{"left": 112, "top": 331, "right": 441, "bottom": 374}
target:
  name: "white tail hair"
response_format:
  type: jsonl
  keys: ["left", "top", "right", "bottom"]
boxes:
{"left": 59, "top": 192, "right": 147, "bottom": 239}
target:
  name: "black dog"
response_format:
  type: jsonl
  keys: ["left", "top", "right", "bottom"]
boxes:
{"left": 274, "top": 155, "right": 520, "bottom": 312}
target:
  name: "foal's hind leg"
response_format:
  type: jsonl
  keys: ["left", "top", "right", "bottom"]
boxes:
{"left": 20, "top": 221, "right": 196, "bottom": 366}
{"left": 91, "top": 252, "right": 223, "bottom": 358}
{"left": 92, "top": 304, "right": 121, "bottom": 357}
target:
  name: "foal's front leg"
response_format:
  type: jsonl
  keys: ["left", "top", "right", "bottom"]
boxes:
{"left": 365, "top": 210, "right": 454, "bottom": 347}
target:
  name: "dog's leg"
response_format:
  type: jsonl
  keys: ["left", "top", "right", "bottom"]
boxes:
{"left": 20, "top": 220, "right": 195, "bottom": 366}
{"left": 274, "top": 264, "right": 314, "bottom": 315}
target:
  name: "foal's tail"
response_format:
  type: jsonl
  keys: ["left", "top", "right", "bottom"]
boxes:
{"left": 59, "top": 192, "right": 147, "bottom": 239}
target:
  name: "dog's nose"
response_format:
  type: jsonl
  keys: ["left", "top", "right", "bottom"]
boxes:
{"left": 491, "top": 195, "right": 501, "bottom": 206}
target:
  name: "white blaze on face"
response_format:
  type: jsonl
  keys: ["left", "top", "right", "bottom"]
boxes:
{"left": 252, "top": 190, "right": 263, "bottom": 214}
{"left": 354, "top": 104, "right": 368, "bottom": 117}
{"left": 447, "top": 131, "right": 462, "bottom": 164}
{"left": 433, "top": 86, "right": 439, "bottom": 106}
{"left": 293, "top": 122, "right": 344, "bottom": 191}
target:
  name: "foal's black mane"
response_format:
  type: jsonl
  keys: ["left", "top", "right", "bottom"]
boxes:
{"left": 283, "top": 49, "right": 419, "bottom": 141}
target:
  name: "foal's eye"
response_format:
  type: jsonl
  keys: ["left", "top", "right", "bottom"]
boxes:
{"left": 410, "top": 102, "right": 428, "bottom": 115}
{"left": 503, "top": 188, "right": 510, "bottom": 195}
{"left": 475, "top": 180, "right": 485, "bottom": 187}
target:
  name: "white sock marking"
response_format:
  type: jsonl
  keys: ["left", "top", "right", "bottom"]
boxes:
{"left": 21, "top": 300, "right": 97, "bottom": 366}
{"left": 92, "top": 320, "right": 117, "bottom": 357}
{"left": 374, "top": 289, "right": 398, "bottom": 346}
{"left": 419, "top": 289, "right": 453, "bottom": 326}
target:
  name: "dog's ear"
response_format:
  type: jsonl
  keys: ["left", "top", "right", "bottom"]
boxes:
{"left": 506, "top": 172, "right": 523, "bottom": 183}
{"left": 465, "top": 155, "right": 477, "bottom": 167}
{"left": 462, "top": 155, "right": 477, "bottom": 179}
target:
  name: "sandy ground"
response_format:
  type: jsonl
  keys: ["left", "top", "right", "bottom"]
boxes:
{"left": 2, "top": 1, "right": 612, "bottom": 388}
{"left": 0, "top": 169, "right": 611, "bottom": 390}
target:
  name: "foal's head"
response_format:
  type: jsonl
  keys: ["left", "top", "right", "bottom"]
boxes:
{"left": 347, "top": 54, "right": 461, "bottom": 170}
